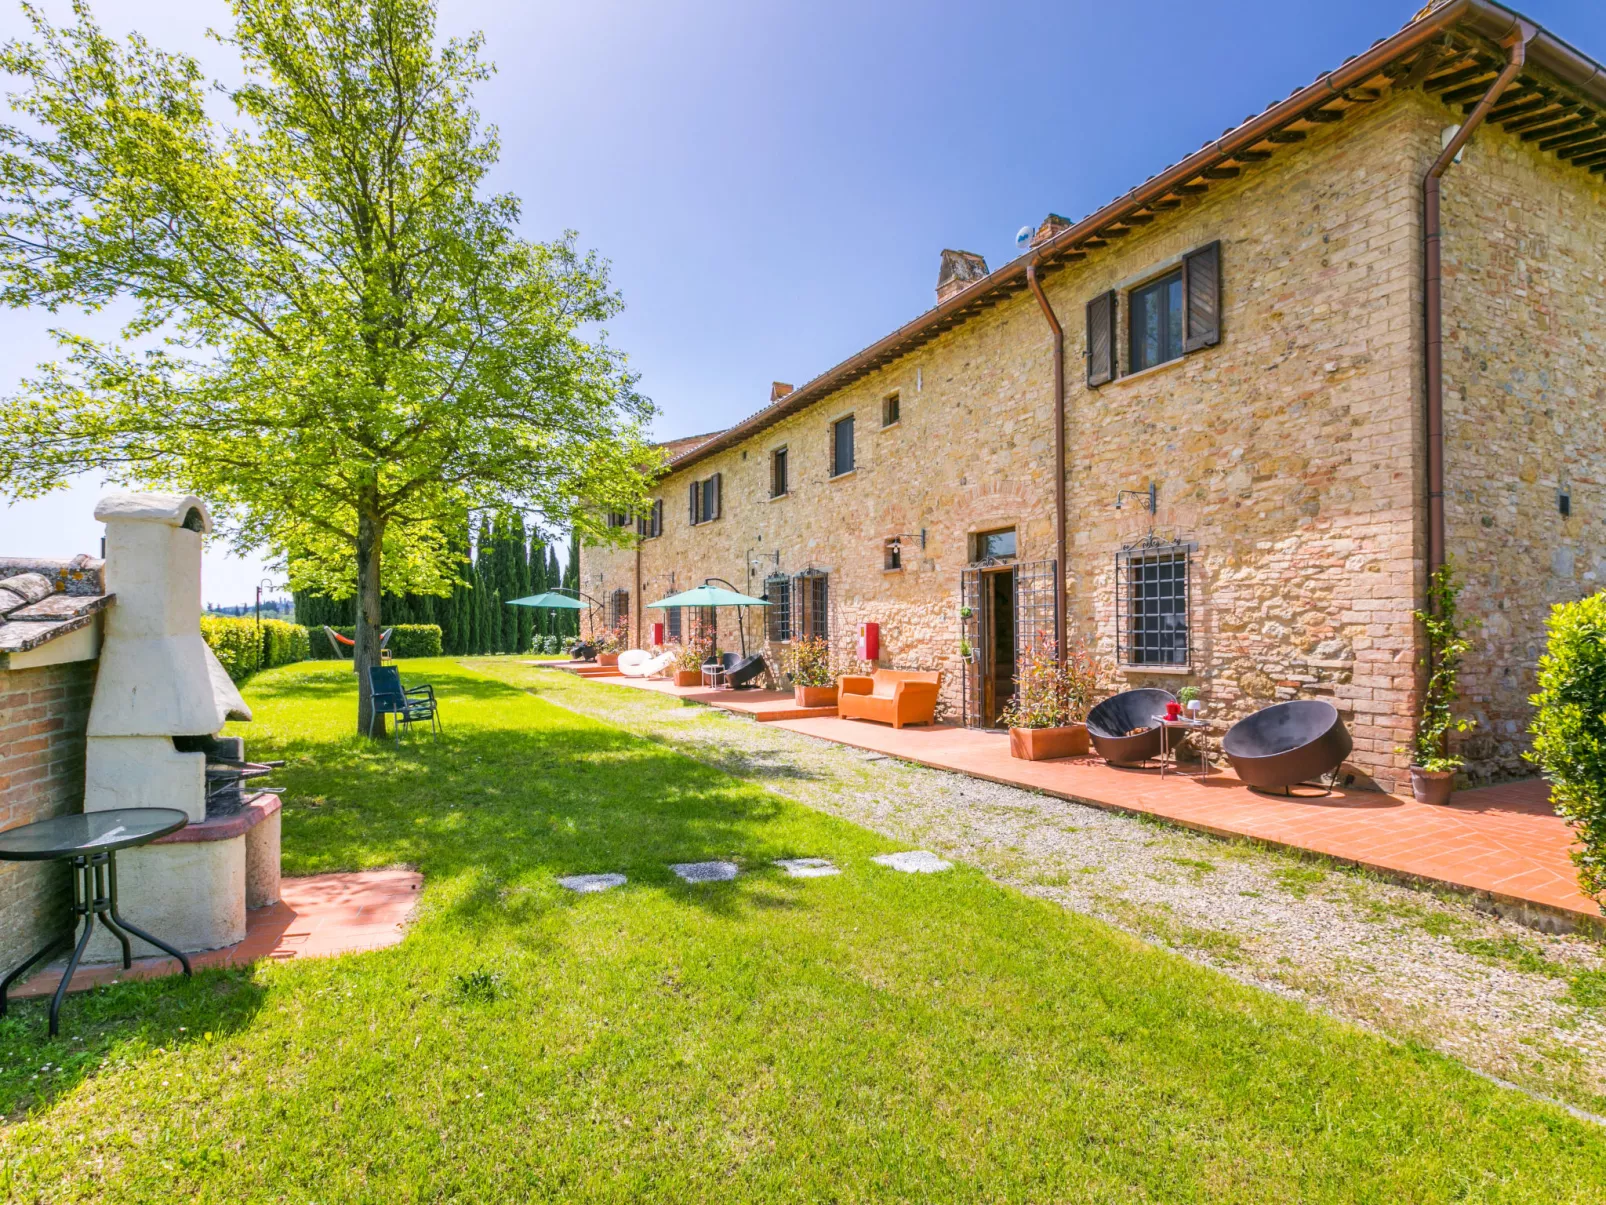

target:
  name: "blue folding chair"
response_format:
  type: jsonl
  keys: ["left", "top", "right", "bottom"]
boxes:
{"left": 368, "top": 665, "right": 441, "bottom": 741}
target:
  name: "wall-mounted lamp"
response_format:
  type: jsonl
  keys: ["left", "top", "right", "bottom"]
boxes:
{"left": 888, "top": 529, "right": 927, "bottom": 554}
{"left": 1116, "top": 483, "right": 1158, "bottom": 514}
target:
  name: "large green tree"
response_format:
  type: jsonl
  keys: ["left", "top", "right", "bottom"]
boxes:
{"left": 0, "top": 0, "right": 653, "bottom": 732}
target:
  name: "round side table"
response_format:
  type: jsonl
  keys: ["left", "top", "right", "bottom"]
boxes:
{"left": 0, "top": 808, "right": 193, "bottom": 1036}
{"left": 1154, "top": 717, "right": 1219, "bottom": 781}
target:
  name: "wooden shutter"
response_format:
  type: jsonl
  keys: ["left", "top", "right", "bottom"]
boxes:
{"left": 1183, "top": 241, "right": 1221, "bottom": 352}
{"left": 709, "top": 473, "right": 722, "bottom": 520}
{"left": 653, "top": 499, "right": 663, "bottom": 537}
{"left": 1086, "top": 291, "right": 1116, "bottom": 387}
{"left": 689, "top": 480, "right": 700, "bottom": 525}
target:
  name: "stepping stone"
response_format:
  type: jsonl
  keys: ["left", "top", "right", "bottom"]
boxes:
{"left": 775, "top": 858, "right": 841, "bottom": 879}
{"left": 557, "top": 873, "right": 626, "bottom": 894}
{"left": 872, "top": 851, "right": 952, "bottom": 874}
{"left": 671, "top": 861, "right": 739, "bottom": 884}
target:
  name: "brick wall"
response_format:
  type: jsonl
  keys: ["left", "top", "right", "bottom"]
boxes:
{"left": 0, "top": 660, "right": 95, "bottom": 969}
{"left": 586, "top": 89, "right": 1597, "bottom": 792}
{"left": 1440, "top": 96, "right": 1606, "bottom": 780}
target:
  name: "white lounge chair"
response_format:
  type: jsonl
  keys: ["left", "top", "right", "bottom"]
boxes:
{"left": 618, "top": 650, "right": 674, "bottom": 678}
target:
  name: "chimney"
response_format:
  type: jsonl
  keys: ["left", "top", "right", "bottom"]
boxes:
{"left": 1030, "top": 213, "right": 1072, "bottom": 250}
{"left": 770, "top": 382, "right": 793, "bottom": 402}
{"left": 936, "top": 249, "right": 988, "bottom": 304}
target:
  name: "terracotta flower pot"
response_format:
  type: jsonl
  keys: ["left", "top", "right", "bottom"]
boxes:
{"left": 1009, "top": 723, "right": 1090, "bottom": 761}
{"left": 674, "top": 668, "right": 702, "bottom": 687}
{"left": 794, "top": 684, "right": 838, "bottom": 708}
{"left": 1409, "top": 766, "right": 1456, "bottom": 805}
{"left": 597, "top": 653, "right": 619, "bottom": 668}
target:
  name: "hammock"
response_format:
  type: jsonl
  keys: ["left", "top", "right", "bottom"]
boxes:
{"left": 322, "top": 626, "right": 394, "bottom": 661}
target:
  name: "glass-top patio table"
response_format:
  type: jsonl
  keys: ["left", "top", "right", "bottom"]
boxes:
{"left": 0, "top": 808, "right": 193, "bottom": 1036}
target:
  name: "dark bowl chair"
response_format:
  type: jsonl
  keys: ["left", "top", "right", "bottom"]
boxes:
{"left": 1222, "top": 699, "right": 1352, "bottom": 793}
{"left": 1086, "top": 688, "right": 1176, "bottom": 766}
{"left": 568, "top": 641, "right": 596, "bottom": 661}
{"left": 725, "top": 654, "right": 766, "bottom": 689}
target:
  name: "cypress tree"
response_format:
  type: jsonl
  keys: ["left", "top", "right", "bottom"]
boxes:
{"left": 528, "top": 535, "right": 548, "bottom": 641}
{"left": 548, "top": 546, "right": 563, "bottom": 636}
{"left": 474, "top": 515, "right": 494, "bottom": 654}
{"left": 564, "top": 532, "right": 581, "bottom": 638}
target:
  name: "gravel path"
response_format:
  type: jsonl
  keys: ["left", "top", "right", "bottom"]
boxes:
{"left": 479, "top": 660, "right": 1606, "bottom": 1117}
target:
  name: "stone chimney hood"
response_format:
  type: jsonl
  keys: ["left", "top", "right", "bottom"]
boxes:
{"left": 86, "top": 491, "right": 250, "bottom": 740}
{"left": 936, "top": 249, "right": 988, "bottom": 304}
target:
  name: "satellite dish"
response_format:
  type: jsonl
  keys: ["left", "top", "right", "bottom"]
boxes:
{"left": 1015, "top": 225, "right": 1033, "bottom": 250}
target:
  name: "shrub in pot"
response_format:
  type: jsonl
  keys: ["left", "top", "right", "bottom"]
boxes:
{"left": 594, "top": 622, "right": 628, "bottom": 667}
{"left": 1529, "top": 591, "right": 1606, "bottom": 901}
{"left": 1003, "top": 639, "right": 1100, "bottom": 761}
{"left": 785, "top": 636, "right": 837, "bottom": 707}
{"left": 669, "top": 629, "right": 712, "bottom": 686}
{"left": 1404, "top": 564, "right": 1474, "bottom": 804}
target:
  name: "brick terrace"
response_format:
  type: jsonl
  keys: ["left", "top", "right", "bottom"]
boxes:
{"left": 12, "top": 869, "right": 421, "bottom": 1000}
{"left": 562, "top": 668, "right": 1595, "bottom": 931}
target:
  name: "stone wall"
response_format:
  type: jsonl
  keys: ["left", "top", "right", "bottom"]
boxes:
{"left": 1439, "top": 97, "right": 1606, "bottom": 781}
{"left": 585, "top": 91, "right": 1484, "bottom": 790}
{"left": 0, "top": 659, "right": 95, "bottom": 969}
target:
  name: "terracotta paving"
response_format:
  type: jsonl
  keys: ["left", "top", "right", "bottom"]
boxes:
{"left": 13, "top": 869, "right": 422, "bottom": 1000}
{"left": 553, "top": 667, "right": 837, "bottom": 721}
{"left": 556, "top": 668, "right": 1596, "bottom": 928}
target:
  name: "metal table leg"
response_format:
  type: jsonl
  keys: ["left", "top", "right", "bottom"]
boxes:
{"left": 103, "top": 852, "right": 192, "bottom": 978}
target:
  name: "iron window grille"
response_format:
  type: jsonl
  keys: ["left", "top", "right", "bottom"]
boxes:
{"left": 667, "top": 606, "right": 682, "bottom": 642}
{"left": 764, "top": 573, "right": 792, "bottom": 642}
{"left": 1116, "top": 536, "right": 1193, "bottom": 668}
{"left": 608, "top": 588, "right": 631, "bottom": 631}
{"left": 791, "top": 569, "right": 829, "bottom": 640}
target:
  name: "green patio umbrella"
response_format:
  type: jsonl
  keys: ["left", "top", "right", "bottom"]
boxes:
{"left": 507, "top": 591, "right": 586, "bottom": 609}
{"left": 645, "top": 584, "right": 769, "bottom": 609}
{"left": 647, "top": 580, "right": 768, "bottom": 656}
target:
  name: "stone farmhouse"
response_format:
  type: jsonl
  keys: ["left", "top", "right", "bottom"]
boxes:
{"left": 580, "top": 0, "right": 1606, "bottom": 792}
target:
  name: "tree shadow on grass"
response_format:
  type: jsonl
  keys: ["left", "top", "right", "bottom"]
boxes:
{"left": 255, "top": 669, "right": 844, "bottom": 936}
{"left": 0, "top": 966, "right": 267, "bottom": 1119}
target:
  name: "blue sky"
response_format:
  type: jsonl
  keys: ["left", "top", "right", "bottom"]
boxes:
{"left": 2, "top": 0, "right": 1602, "bottom": 603}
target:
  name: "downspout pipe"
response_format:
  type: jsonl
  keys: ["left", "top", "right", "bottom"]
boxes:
{"left": 1026, "top": 261, "right": 1067, "bottom": 664}
{"left": 1424, "top": 21, "right": 1535, "bottom": 577}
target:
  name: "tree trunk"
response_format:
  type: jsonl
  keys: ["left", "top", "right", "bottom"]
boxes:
{"left": 355, "top": 509, "right": 386, "bottom": 737}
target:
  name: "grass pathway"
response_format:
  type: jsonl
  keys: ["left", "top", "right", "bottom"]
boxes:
{"left": 0, "top": 659, "right": 1597, "bottom": 1201}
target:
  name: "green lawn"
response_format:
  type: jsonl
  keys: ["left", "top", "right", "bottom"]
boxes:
{"left": 1, "top": 658, "right": 1603, "bottom": 1202}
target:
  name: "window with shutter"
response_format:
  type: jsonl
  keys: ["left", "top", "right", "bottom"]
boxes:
{"left": 689, "top": 481, "right": 699, "bottom": 525}
{"left": 1086, "top": 291, "right": 1116, "bottom": 386}
{"left": 770, "top": 447, "right": 788, "bottom": 498}
{"left": 703, "top": 473, "right": 721, "bottom": 521}
{"left": 831, "top": 416, "right": 855, "bottom": 476}
{"left": 1130, "top": 270, "right": 1183, "bottom": 373}
{"left": 1183, "top": 241, "right": 1221, "bottom": 352}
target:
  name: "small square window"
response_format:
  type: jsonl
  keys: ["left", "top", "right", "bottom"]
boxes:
{"left": 972, "top": 527, "right": 1016, "bottom": 562}
{"left": 884, "top": 537, "right": 902, "bottom": 572}
{"left": 882, "top": 393, "right": 900, "bottom": 427}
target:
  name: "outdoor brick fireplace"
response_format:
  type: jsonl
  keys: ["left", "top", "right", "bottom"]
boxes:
{"left": 82, "top": 492, "right": 281, "bottom": 961}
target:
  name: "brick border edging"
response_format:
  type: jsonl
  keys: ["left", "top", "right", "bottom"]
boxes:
{"left": 152, "top": 793, "right": 281, "bottom": 844}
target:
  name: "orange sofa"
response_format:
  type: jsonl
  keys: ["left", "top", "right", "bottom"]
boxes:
{"left": 837, "top": 670, "right": 941, "bottom": 729}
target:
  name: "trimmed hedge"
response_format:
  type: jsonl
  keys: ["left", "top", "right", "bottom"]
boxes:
{"left": 305, "top": 624, "right": 444, "bottom": 660}
{"left": 200, "top": 616, "right": 312, "bottom": 683}
{"left": 1530, "top": 592, "right": 1606, "bottom": 900}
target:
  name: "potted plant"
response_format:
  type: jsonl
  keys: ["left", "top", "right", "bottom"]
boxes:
{"left": 595, "top": 623, "right": 627, "bottom": 668}
{"left": 785, "top": 636, "right": 837, "bottom": 708}
{"left": 1177, "top": 685, "right": 1202, "bottom": 718}
{"left": 670, "top": 625, "right": 711, "bottom": 687}
{"left": 1003, "top": 639, "right": 1101, "bottom": 761}
{"left": 1405, "top": 563, "right": 1474, "bottom": 804}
